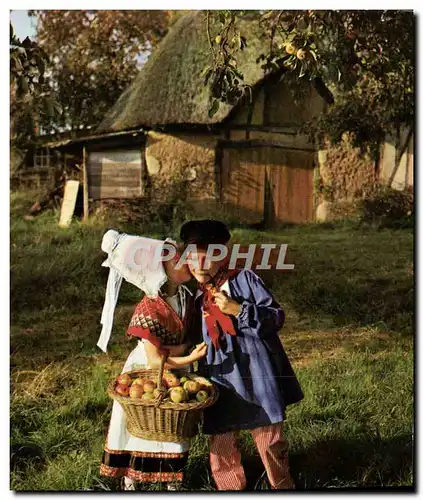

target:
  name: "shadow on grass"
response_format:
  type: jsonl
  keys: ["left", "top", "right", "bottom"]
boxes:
{"left": 264, "top": 267, "right": 413, "bottom": 335}
{"left": 10, "top": 443, "right": 45, "bottom": 473}
{"left": 290, "top": 433, "right": 413, "bottom": 489}
{"left": 182, "top": 433, "right": 413, "bottom": 491}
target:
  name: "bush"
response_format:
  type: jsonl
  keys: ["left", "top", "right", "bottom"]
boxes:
{"left": 359, "top": 187, "right": 414, "bottom": 229}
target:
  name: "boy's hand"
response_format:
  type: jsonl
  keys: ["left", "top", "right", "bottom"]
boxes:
{"left": 189, "top": 342, "right": 208, "bottom": 362}
{"left": 213, "top": 291, "right": 241, "bottom": 317}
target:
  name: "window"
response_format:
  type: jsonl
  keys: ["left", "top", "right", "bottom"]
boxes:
{"left": 87, "top": 149, "right": 143, "bottom": 199}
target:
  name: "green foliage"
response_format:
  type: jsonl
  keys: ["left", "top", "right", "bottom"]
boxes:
{"left": 10, "top": 22, "right": 60, "bottom": 146}
{"left": 10, "top": 23, "right": 47, "bottom": 97}
{"left": 29, "top": 10, "right": 170, "bottom": 132}
{"left": 359, "top": 187, "right": 414, "bottom": 230}
{"left": 205, "top": 10, "right": 414, "bottom": 146}
{"left": 205, "top": 11, "right": 253, "bottom": 109}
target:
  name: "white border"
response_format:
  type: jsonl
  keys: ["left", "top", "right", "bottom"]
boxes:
{"left": 3, "top": 3, "right": 419, "bottom": 499}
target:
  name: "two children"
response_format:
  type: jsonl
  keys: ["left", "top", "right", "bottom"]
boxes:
{"left": 99, "top": 221, "right": 303, "bottom": 490}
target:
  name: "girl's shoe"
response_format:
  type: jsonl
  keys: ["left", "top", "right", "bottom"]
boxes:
{"left": 123, "top": 477, "right": 136, "bottom": 491}
{"left": 167, "top": 483, "right": 181, "bottom": 491}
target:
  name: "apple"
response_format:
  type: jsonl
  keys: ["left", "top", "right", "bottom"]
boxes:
{"left": 143, "top": 380, "right": 157, "bottom": 393}
{"left": 183, "top": 380, "right": 201, "bottom": 395}
{"left": 129, "top": 384, "right": 144, "bottom": 399}
{"left": 169, "top": 387, "right": 188, "bottom": 403}
{"left": 164, "top": 374, "right": 180, "bottom": 388}
{"left": 197, "top": 381, "right": 211, "bottom": 393}
{"left": 196, "top": 390, "right": 208, "bottom": 402}
{"left": 132, "top": 377, "right": 145, "bottom": 387}
{"left": 142, "top": 392, "right": 155, "bottom": 401}
{"left": 170, "top": 386, "right": 185, "bottom": 393}
{"left": 117, "top": 373, "right": 132, "bottom": 386}
{"left": 115, "top": 384, "right": 130, "bottom": 397}
{"left": 153, "top": 388, "right": 161, "bottom": 398}
{"left": 180, "top": 376, "right": 188, "bottom": 385}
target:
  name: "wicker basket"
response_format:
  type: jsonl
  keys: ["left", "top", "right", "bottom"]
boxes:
{"left": 107, "top": 356, "right": 218, "bottom": 442}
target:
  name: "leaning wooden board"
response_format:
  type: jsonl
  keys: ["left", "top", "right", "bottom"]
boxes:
{"left": 59, "top": 180, "right": 79, "bottom": 227}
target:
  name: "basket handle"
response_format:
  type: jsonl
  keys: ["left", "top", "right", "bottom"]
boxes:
{"left": 156, "top": 349, "right": 169, "bottom": 390}
{"left": 154, "top": 350, "right": 168, "bottom": 407}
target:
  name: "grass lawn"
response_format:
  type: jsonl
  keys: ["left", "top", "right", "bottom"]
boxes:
{"left": 10, "top": 191, "right": 414, "bottom": 490}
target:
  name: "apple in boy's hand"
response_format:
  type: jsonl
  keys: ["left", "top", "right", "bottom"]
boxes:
{"left": 196, "top": 390, "right": 208, "bottom": 402}
{"left": 115, "top": 384, "right": 130, "bottom": 397}
{"left": 129, "top": 384, "right": 144, "bottom": 399}
{"left": 117, "top": 374, "right": 132, "bottom": 386}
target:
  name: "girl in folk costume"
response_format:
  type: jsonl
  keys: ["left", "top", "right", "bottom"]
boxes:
{"left": 97, "top": 230, "right": 207, "bottom": 490}
{"left": 179, "top": 220, "right": 303, "bottom": 491}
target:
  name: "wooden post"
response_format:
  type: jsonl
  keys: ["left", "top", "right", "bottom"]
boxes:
{"left": 140, "top": 144, "right": 145, "bottom": 197}
{"left": 82, "top": 145, "right": 89, "bottom": 221}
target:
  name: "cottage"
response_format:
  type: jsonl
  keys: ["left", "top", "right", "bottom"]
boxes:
{"left": 86, "top": 11, "right": 333, "bottom": 226}
{"left": 15, "top": 12, "right": 413, "bottom": 225}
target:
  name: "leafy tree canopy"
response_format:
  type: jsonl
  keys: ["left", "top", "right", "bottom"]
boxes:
{"left": 205, "top": 10, "right": 414, "bottom": 149}
{"left": 29, "top": 10, "right": 170, "bottom": 131}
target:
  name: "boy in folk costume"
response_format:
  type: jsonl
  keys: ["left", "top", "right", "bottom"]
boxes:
{"left": 180, "top": 220, "right": 303, "bottom": 491}
{"left": 98, "top": 230, "right": 207, "bottom": 490}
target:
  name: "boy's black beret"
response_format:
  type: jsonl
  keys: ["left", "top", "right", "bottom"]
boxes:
{"left": 180, "top": 219, "right": 231, "bottom": 246}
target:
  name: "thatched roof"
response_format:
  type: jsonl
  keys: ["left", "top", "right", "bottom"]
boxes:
{"left": 97, "top": 11, "right": 269, "bottom": 132}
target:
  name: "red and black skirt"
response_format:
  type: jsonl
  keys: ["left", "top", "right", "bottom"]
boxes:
{"left": 100, "top": 448, "right": 189, "bottom": 483}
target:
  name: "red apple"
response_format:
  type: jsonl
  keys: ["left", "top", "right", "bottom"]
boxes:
{"left": 163, "top": 373, "right": 180, "bottom": 388}
{"left": 197, "top": 383, "right": 210, "bottom": 394}
{"left": 132, "top": 377, "right": 145, "bottom": 387}
{"left": 129, "top": 384, "right": 144, "bottom": 399}
{"left": 115, "top": 384, "right": 130, "bottom": 397}
{"left": 117, "top": 373, "right": 132, "bottom": 386}
{"left": 143, "top": 380, "right": 157, "bottom": 393}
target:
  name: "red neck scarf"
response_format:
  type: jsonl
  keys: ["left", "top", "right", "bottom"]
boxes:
{"left": 200, "top": 263, "right": 241, "bottom": 350}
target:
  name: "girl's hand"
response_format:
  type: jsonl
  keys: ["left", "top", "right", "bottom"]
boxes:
{"left": 162, "top": 343, "right": 189, "bottom": 356}
{"left": 213, "top": 291, "right": 241, "bottom": 316}
{"left": 189, "top": 342, "right": 208, "bottom": 362}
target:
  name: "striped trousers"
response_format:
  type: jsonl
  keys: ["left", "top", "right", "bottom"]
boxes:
{"left": 209, "top": 422, "right": 294, "bottom": 491}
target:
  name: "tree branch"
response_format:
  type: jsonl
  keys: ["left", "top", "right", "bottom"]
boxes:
{"left": 206, "top": 11, "right": 216, "bottom": 59}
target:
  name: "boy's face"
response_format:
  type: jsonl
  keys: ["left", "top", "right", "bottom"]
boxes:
{"left": 187, "top": 246, "right": 224, "bottom": 284}
{"left": 166, "top": 260, "right": 192, "bottom": 284}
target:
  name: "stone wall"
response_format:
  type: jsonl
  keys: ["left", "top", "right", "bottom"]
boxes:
{"left": 144, "top": 131, "right": 220, "bottom": 215}
{"left": 315, "top": 135, "right": 378, "bottom": 221}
